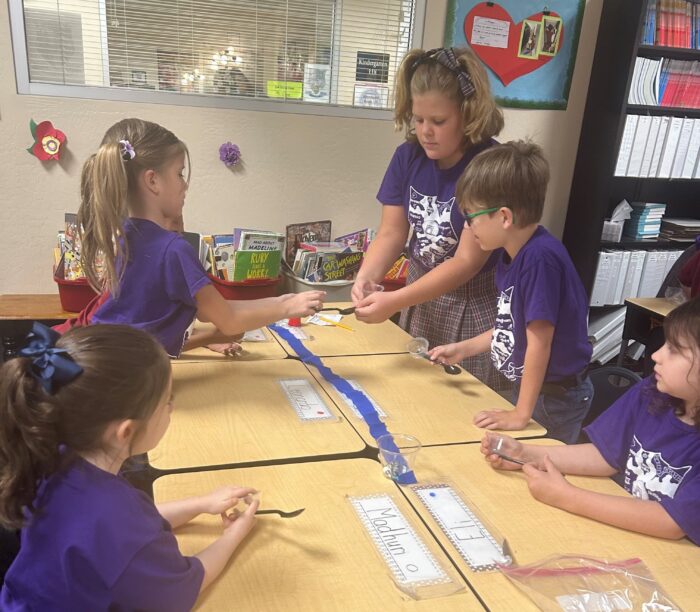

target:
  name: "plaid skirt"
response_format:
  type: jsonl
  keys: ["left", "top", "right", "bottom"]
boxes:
{"left": 399, "top": 260, "right": 511, "bottom": 393}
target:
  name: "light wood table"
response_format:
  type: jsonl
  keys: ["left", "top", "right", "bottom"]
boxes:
{"left": 153, "top": 459, "right": 484, "bottom": 611}
{"left": 177, "top": 322, "right": 288, "bottom": 363}
{"left": 406, "top": 442, "right": 700, "bottom": 611}
{"left": 303, "top": 354, "right": 545, "bottom": 446}
{"left": 150, "top": 360, "right": 366, "bottom": 471}
{"left": 0, "top": 294, "right": 72, "bottom": 320}
{"left": 269, "top": 302, "right": 413, "bottom": 357}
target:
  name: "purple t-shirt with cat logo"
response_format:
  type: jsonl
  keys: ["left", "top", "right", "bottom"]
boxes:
{"left": 586, "top": 377, "right": 700, "bottom": 545}
{"left": 92, "top": 218, "right": 210, "bottom": 357}
{"left": 377, "top": 140, "right": 494, "bottom": 271}
{"left": 492, "top": 225, "right": 591, "bottom": 382}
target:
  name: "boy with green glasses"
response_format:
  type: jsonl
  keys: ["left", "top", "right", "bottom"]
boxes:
{"left": 429, "top": 141, "right": 593, "bottom": 443}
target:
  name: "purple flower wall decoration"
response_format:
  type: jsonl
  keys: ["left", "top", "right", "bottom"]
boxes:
{"left": 219, "top": 142, "right": 242, "bottom": 167}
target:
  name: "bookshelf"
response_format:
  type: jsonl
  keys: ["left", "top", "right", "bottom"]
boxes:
{"left": 562, "top": 0, "right": 699, "bottom": 297}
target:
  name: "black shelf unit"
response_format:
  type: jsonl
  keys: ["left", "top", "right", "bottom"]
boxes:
{"left": 562, "top": 0, "right": 699, "bottom": 296}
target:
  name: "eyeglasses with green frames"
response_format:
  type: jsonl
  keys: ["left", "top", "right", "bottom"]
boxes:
{"left": 465, "top": 207, "right": 500, "bottom": 226}
{"left": 465, "top": 207, "right": 516, "bottom": 226}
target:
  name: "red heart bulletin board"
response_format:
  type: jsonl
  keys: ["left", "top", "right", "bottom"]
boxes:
{"left": 444, "top": 0, "right": 585, "bottom": 109}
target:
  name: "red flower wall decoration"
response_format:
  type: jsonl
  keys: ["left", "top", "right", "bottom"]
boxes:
{"left": 27, "top": 119, "right": 66, "bottom": 161}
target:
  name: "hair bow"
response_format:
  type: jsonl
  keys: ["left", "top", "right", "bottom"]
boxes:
{"left": 18, "top": 323, "right": 83, "bottom": 394}
{"left": 119, "top": 139, "right": 136, "bottom": 161}
{"left": 411, "top": 47, "right": 476, "bottom": 99}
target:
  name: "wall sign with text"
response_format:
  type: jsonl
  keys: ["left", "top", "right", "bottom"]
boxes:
{"left": 356, "top": 52, "right": 390, "bottom": 83}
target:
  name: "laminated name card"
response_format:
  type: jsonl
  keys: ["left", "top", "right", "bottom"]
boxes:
{"left": 278, "top": 379, "right": 335, "bottom": 421}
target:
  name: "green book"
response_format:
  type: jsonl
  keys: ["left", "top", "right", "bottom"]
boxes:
{"left": 232, "top": 249, "right": 281, "bottom": 281}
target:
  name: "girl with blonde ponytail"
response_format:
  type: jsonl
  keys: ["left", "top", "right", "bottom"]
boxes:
{"left": 1, "top": 324, "right": 259, "bottom": 609}
{"left": 77, "top": 118, "right": 325, "bottom": 357}
{"left": 353, "top": 48, "right": 509, "bottom": 391}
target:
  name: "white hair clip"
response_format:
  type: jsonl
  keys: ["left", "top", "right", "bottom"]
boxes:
{"left": 119, "top": 139, "right": 136, "bottom": 161}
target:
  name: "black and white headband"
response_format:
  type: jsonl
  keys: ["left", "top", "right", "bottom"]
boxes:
{"left": 411, "top": 47, "right": 476, "bottom": 99}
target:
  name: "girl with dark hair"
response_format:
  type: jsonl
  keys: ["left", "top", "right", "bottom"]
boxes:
{"left": 479, "top": 297, "right": 700, "bottom": 543}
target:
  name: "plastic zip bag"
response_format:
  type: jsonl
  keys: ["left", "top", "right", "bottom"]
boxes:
{"left": 500, "top": 554, "right": 680, "bottom": 611}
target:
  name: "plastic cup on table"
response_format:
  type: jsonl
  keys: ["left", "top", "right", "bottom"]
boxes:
{"left": 376, "top": 433, "right": 421, "bottom": 483}
{"left": 361, "top": 282, "right": 385, "bottom": 300}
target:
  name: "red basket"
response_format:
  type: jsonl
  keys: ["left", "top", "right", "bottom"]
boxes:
{"left": 208, "top": 273, "right": 281, "bottom": 300}
{"left": 54, "top": 266, "right": 99, "bottom": 313}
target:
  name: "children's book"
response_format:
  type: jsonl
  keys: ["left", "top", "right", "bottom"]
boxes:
{"left": 234, "top": 228, "right": 285, "bottom": 252}
{"left": 231, "top": 250, "right": 282, "bottom": 281}
{"left": 307, "top": 251, "right": 364, "bottom": 282}
{"left": 285, "top": 220, "right": 332, "bottom": 264}
{"left": 334, "top": 228, "right": 375, "bottom": 252}
{"left": 64, "top": 213, "right": 84, "bottom": 280}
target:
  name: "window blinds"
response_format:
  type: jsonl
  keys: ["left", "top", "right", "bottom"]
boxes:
{"left": 19, "top": 0, "right": 416, "bottom": 111}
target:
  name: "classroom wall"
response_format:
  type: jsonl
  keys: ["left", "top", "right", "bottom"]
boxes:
{"left": 0, "top": 0, "right": 603, "bottom": 293}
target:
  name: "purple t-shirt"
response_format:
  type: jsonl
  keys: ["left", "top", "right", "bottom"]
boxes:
{"left": 586, "top": 378, "right": 700, "bottom": 545}
{"left": 492, "top": 226, "right": 592, "bottom": 382}
{"left": 92, "top": 218, "right": 210, "bottom": 357}
{"left": 1, "top": 457, "right": 204, "bottom": 610}
{"left": 377, "top": 140, "right": 494, "bottom": 271}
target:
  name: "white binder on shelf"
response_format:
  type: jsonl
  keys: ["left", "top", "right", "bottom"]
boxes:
{"left": 623, "top": 250, "right": 647, "bottom": 299}
{"left": 657, "top": 117, "right": 683, "bottom": 178}
{"left": 648, "top": 116, "right": 670, "bottom": 177}
{"left": 613, "top": 251, "right": 631, "bottom": 305}
{"left": 670, "top": 118, "right": 695, "bottom": 178}
{"left": 681, "top": 119, "right": 700, "bottom": 179}
{"left": 605, "top": 251, "right": 624, "bottom": 305}
{"left": 639, "top": 116, "right": 662, "bottom": 177}
{"left": 627, "top": 115, "right": 651, "bottom": 177}
{"left": 614, "top": 115, "right": 639, "bottom": 177}
{"left": 590, "top": 252, "right": 613, "bottom": 307}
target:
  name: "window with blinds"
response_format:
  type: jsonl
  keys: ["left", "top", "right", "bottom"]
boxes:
{"left": 13, "top": 0, "right": 422, "bottom": 114}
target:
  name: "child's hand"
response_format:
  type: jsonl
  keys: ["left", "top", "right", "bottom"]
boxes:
{"left": 199, "top": 486, "right": 258, "bottom": 515}
{"left": 522, "top": 455, "right": 571, "bottom": 507}
{"left": 354, "top": 291, "right": 398, "bottom": 323}
{"left": 351, "top": 278, "right": 374, "bottom": 305}
{"left": 428, "top": 343, "right": 465, "bottom": 366}
{"left": 480, "top": 433, "right": 525, "bottom": 471}
{"left": 279, "top": 291, "right": 326, "bottom": 318}
{"left": 473, "top": 410, "right": 530, "bottom": 431}
{"left": 220, "top": 497, "right": 259, "bottom": 543}
{"left": 206, "top": 342, "right": 243, "bottom": 357}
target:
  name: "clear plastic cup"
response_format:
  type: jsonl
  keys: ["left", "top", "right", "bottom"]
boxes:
{"left": 376, "top": 433, "right": 421, "bottom": 482}
{"left": 406, "top": 336, "right": 429, "bottom": 357}
{"left": 361, "top": 282, "right": 385, "bottom": 299}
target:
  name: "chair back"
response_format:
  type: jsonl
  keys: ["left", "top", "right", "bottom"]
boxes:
{"left": 579, "top": 367, "right": 642, "bottom": 442}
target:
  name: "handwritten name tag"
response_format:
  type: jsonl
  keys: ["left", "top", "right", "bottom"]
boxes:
{"left": 349, "top": 494, "right": 448, "bottom": 585}
{"left": 279, "top": 379, "right": 335, "bottom": 421}
{"left": 412, "top": 484, "right": 510, "bottom": 572}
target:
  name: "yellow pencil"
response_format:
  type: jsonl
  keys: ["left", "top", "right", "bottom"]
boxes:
{"left": 316, "top": 314, "right": 355, "bottom": 332}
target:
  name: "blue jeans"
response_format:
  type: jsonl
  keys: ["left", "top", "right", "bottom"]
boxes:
{"left": 513, "top": 377, "right": 594, "bottom": 444}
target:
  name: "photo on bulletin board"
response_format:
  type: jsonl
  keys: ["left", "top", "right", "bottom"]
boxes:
{"left": 444, "top": 0, "right": 585, "bottom": 109}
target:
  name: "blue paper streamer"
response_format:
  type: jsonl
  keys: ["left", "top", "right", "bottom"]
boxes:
{"left": 270, "top": 324, "right": 417, "bottom": 484}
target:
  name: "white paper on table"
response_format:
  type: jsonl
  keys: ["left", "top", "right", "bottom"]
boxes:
{"left": 471, "top": 17, "right": 510, "bottom": 48}
{"left": 242, "top": 328, "right": 268, "bottom": 342}
{"left": 349, "top": 494, "right": 449, "bottom": 585}
{"left": 412, "top": 484, "right": 510, "bottom": 572}
{"left": 278, "top": 379, "right": 335, "bottom": 421}
{"left": 338, "top": 380, "right": 387, "bottom": 419}
{"left": 275, "top": 320, "right": 310, "bottom": 340}
{"left": 307, "top": 313, "right": 342, "bottom": 326}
